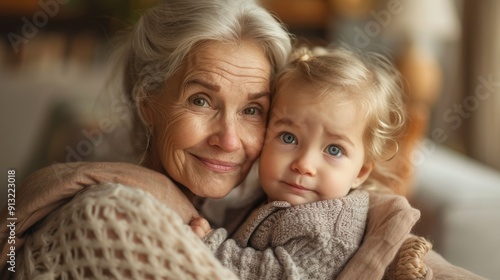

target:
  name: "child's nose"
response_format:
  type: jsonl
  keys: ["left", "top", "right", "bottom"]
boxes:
{"left": 290, "top": 150, "right": 317, "bottom": 176}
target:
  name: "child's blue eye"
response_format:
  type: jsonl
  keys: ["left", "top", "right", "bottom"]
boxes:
{"left": 279, "top": 132, "right": 297, "bottom": 144}
{"left": 325, "top": 145, "right": 343, "bottom": 157}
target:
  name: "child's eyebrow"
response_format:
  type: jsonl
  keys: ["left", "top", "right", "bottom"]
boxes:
{"left": 272, "top": 117, "right": 295, "bottom": 128}
{"left": 325, "top": 130, "right": 355, "bottom": 147}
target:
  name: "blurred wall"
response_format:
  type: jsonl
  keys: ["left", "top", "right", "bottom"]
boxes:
{"left": 462, "top": 0, "right": 500, "bottom": 171}
{"left": 260, "top": 0, "right": 500, "bottom": 173}
{"left": 0, "top": 0, "right": 158, "bottom": 206}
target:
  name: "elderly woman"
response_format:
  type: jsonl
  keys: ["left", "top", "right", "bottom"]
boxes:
{"left": 0, "top": 0, "right": 484, "bottom": 279}
{"left": 2, "top": 0, "right": 289, "bottom": 278}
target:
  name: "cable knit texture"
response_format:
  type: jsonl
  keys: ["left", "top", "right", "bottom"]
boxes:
{"left": 204, "top": 190, "right": 369, "bottom": 280}
{"left": 16, "top": 183, "right": 238, "bottom": 280}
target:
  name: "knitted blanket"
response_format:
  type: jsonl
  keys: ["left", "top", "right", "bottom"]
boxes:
{"left": 15, "top": 183, "right": 238, "bottom": 279}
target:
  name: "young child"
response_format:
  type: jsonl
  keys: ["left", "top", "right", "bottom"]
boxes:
{"left": 190, "top": 46, "right": 406, "bottom": 279}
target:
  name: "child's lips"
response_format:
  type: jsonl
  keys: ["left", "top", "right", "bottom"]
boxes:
{"left": 282, "top": 181, "right": 310, "bottom": 191}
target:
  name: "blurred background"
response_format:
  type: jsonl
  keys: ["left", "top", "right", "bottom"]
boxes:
{"left": 1, "top": 0, "right": 499, "bottom": 278}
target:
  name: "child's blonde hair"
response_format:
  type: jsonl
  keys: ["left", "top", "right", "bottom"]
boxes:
{"left": 272, "top": 46, "right": 407, "bottom": 191}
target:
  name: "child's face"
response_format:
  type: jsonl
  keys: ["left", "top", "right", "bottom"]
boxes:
{"left": 259, "top": 78, "right": 373, "bottom": 206}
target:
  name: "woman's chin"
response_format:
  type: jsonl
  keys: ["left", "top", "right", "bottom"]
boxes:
{"left": 187, "top": 172, "right": 245, "bottom": 199}
{"left": 194, "top": 185, "right": 233, "bottom": 199}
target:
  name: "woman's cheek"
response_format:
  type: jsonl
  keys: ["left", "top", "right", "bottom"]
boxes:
{"left": 158, "top": 112, "right": 205, "bottom": 169}
{"left": 241, "top": 120, "right": 267, "bottom": 158}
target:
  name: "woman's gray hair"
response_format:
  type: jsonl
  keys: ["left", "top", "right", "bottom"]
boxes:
{"left": 126, "top": 0, "right": 290, "bottom": 104}
{"left": 117, "top": 0, "right": 291, "bottom": 159}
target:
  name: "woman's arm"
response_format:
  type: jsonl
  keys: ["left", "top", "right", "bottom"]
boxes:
{"left": 8, "top": 183, "right": 236, "bottom": 279}
{"left": 0, "top": 162, "right": 200, "bottom": 274}
{"left": 3, "top": 161, "right": 199, "bottom": 230}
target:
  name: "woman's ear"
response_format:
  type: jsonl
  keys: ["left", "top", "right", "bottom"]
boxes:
{"left": 352, "top": 161, "right": 374, "bottom": 189}
{"left": 139, "top": 98, "right": 154, "bottom": 127}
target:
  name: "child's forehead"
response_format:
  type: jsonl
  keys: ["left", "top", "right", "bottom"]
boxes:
{"left": 276, "top": 77, "right": 319, "bottom": 97}
{"left": 269, "top": 91, "right": 368, "bottom": 147}
{"left": 275, "top": 78, "right": 354, "bottom": 105}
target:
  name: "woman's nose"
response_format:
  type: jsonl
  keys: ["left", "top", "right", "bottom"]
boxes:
{"left": 291, "top": 150, "right": 317, "bottom": 176}
{"left": 207, "top": 116, "right": 243, "bottom": 152}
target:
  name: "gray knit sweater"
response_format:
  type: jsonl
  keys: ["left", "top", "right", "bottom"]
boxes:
{"left": 204, "top": 190, "right": 369, "bottom": 280}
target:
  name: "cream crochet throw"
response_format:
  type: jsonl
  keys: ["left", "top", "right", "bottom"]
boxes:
{"left": 17, "top": 183, "right": 238, "bottom": 279}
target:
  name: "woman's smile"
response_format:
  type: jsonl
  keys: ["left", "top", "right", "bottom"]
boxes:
{"left": 194, "top": 155, "right": 240, "bottom": 173}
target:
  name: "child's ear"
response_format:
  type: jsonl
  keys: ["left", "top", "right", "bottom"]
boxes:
{"left": 352, "top": 161, "right": 374, "bottom": 189}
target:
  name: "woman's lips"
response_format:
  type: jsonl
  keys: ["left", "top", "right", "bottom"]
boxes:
{"left": 195, "top": 156, "right": 239, "bottom": 173}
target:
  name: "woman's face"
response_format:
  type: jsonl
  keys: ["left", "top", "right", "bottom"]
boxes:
{"left": 146, "top": 41, "right": 272, "bottom": 198}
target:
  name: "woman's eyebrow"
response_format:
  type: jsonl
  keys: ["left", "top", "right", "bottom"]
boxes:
{"left": 185, "top": 80, "right": 269, "bottom": 99}
{"left": 186, "top": 78, "right": 269, "bottom": 100}
{"left": 185, "top": 79, "right": 220, "bottom": 92}
{"left": 248, "top": 92, "right": 270, "bottom": 101}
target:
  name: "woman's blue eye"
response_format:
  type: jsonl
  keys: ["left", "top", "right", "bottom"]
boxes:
{"left": 192, "top": 97, "right": 207, "bottom": 107}
{"left": 279, "top": 132, "right": 297, "bottom": 144}
{"left": 244, "top": 107, "right": 257, "bottom": 115}
{"left": 326, "top": 145, "right": 343, "bottom": 157}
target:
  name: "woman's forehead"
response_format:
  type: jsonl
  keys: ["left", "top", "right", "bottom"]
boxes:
{"left": 186, "top": 41, "right": 271, "bottom": 76}
{"left": 155, "top": 41, "right": 272, "bottom": 104}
